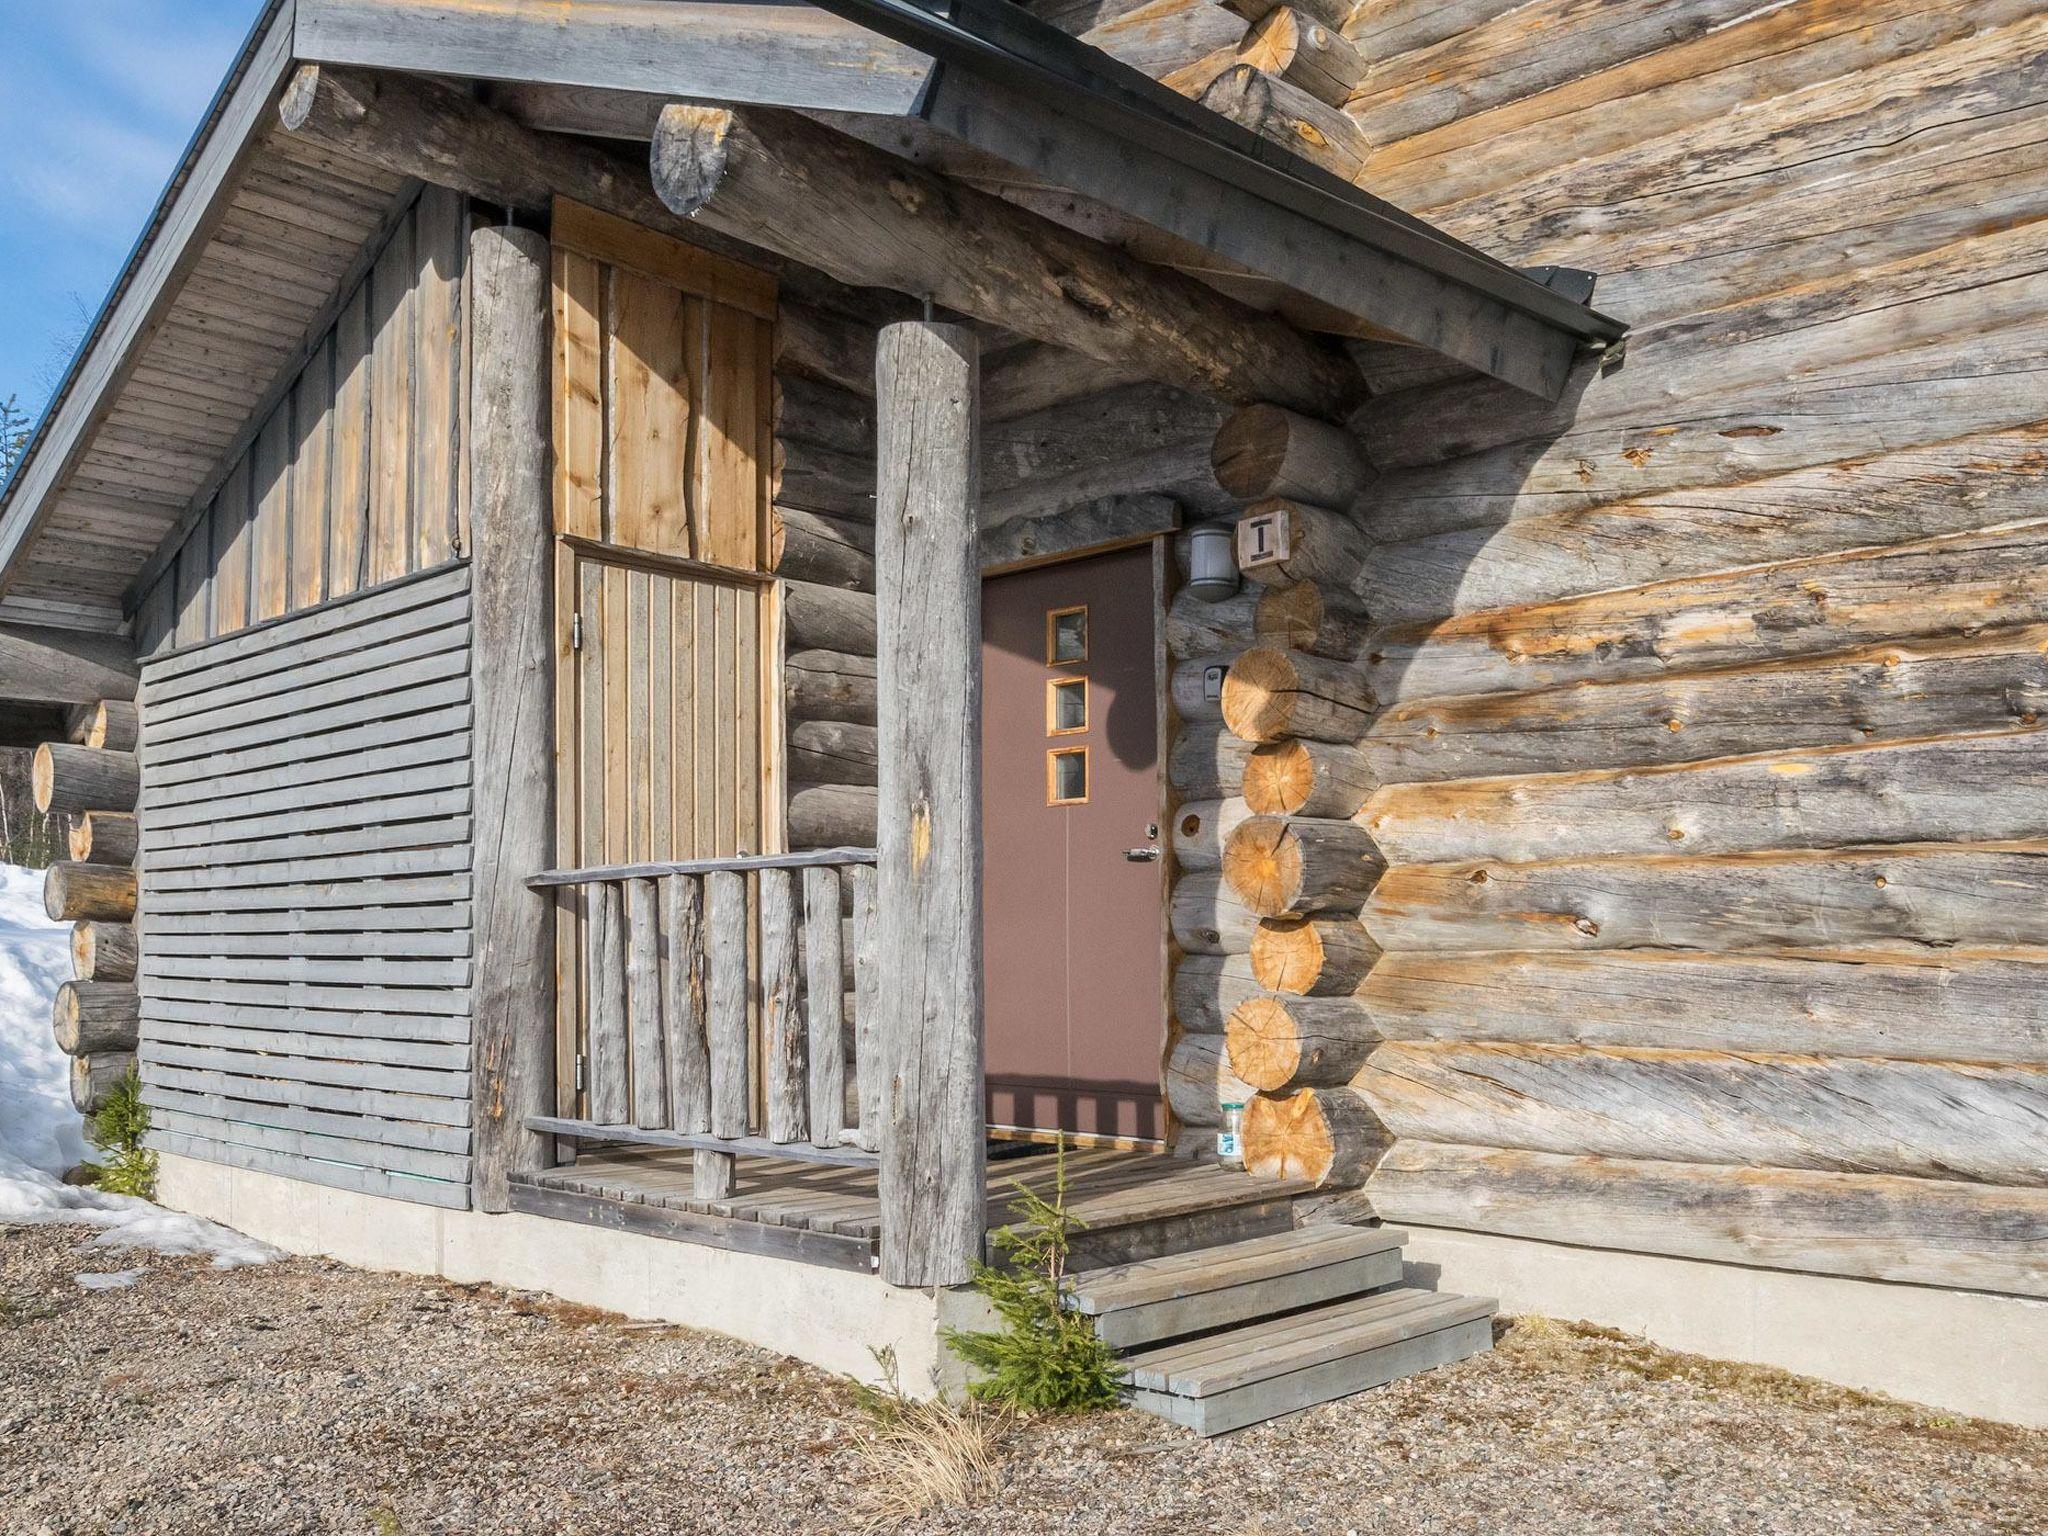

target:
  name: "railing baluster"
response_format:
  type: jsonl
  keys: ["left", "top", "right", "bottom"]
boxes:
{"left": 664, "top": 874, "right": 710, "bottom": 1134}
{"left": 700, "top": 868, "right": 748, "bottom": 1198}
{"left": 586, "top": 880, "right": 630, "bottom": 1125}
{"left": 626, "top": 876, "right": 665, "bottom": 1129}
{"left": 803, "top": 865, "right": 847, "bottom": 1149}
{"left": 759, "top": 866, "right": 807, "bottom": 1145}
{"left": 849, "top": 863, "right": 882, "bottom": 1152}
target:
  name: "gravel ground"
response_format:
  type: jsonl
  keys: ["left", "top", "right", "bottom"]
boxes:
{"left": 4, "top": 1222, "right": 2043, "bottom": 1536}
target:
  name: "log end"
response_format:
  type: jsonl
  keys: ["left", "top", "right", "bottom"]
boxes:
{"left": 1250, "top": 915, "right": 1321, "bottom": 992}
{"left": 1243, "top": 738, "right": 1314, "bottom": 815}
{"left": 1211, "top": 403, "right": 1292, "bottom": 500}
{"left": 30, "top": 741, "right": 54, "bottom": 814}
{"left": 1220, "top": 646, "right": 1300, "bottom": 742}
{"left": 651, "top": 103, "right": 738, "bottom": 219}
{"left": 1221, "top": 814, "right": 1300, "bottom": 918}
{"left": 51, "top": 981, "right": 80, "bottom": 1056}
{"left": 1243, "top": 1087, "right": 1390, "bottom": 1186}
{"left": 1225, "top": 995, "right": 1303, "bottom": 1092}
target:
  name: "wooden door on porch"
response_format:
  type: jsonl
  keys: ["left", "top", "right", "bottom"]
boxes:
{"left": 548, "top": 200, "right": 780, "bottom": 1116}
{"left": 981, "top": 543, "right": 1167, "bottom": 1141}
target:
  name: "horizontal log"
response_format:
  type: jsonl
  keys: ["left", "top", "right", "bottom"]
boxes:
{"left": 68, "top": 811, "right": 138, "bottom": 867}
{"left": 1253, "top": 579, "right": 1371, "bottom": 660}
{"left": 1359, "top": 947, "right": 2048, "bottom": 1065}
{"left": 1171, "top": 871, "right": 1261, "bottom": 955}
{"left": 1170, "top": 654, "right": 1239, "bottom": 723}
{"left": 1164, "top": 1028, "right": 1254, "bottom": 1127}
{"left": 1242, "top": 1086, "right": 1389, "bottom": 1185}
{"left": 1242, "top": 737, "right": 1375, "bottom": 818}
{"left": 1365, "top": 1141, "right": 2048, "bottom": 1298}
{"left": 775, "top": 371, "right": 874, "bottom": 457}
{"left": 1171, "top": 952, "right": 1262, "bottom": 1034}
{"left": 1356, "top": 1041, "right": 2048, "bottom": 1186}
{"left": 1226, "top": 992, "right": 1381, "bottom": 1091}
{"left": 1170, "top": 723, "right": 1255, "bottom": 801}
{"left": 0, "top": 624, "right": 137, "bottom": 705}
{"left": 1234, "top": 497, "right": 1370, "bottom": 589}
{"left": 783, "top": 580, "right": 877, "bottom": 655}
{"left": 71, "top": 923, "right": 137, "bottom": 984}
{"left": 785, "top": 649, "right": 877, "bottom": 724}
{"left": 53, "top": 981, "right": 139, "bottom": 1055}
{"left": 788, "top": 783, "right": 876, "bottom": 849}
{"left": 773, "top": 506, "right": 874, "bottom": 590}
{"left": 983, "top": 382, "right": 1231, "bottom": 525}
{"left": 979, "top": 341, "right": 1149, "bottom": 423}
{"left": 1223, "top": 814, "right": 1384, "bottom": 917}
{"left": 71, "top": 1051, "right": 136, "bottom": 1116}
{"left": 44, "top": 863, "right": 137, "bottom": 923}
{"left": 789, "top": 719, "right": 879, "bottom": 786}
{"left": 32, "top": 743, "right": 140, "bottom": 815}
{"left": 1363, "top": 729, "right": 2048, "bottom": 865}
{"left": 1197, "top": 63, "right": 1373, "bottom": 184}
{"left": 1212, "top": 404, "right": 1371, "bottom": 505}
{"left": 1363, "top": 845, "right": 2048, "bottom": 953}
{"left": 1250, "top": 914, "right": 1380, "bottom": 995}
{"left": 1171, "top": 797, "right": 1253, "bottom": 872}
{"left": 776, "top": 435, "right": 873, "bottom": 518}
{"left": 650, "top": 102, "right": 1362, "bottom": 414}
{"left": 777, "top": 304, "right": 876, "bottom": 398}
{"left": 1166, "top": 585, "right": 1258, "bottom": 661}
{"left": 1222, "top": 647, "right": 1376, "bottom": 743}
{"left": 1365, "top": 627, "right": 2048, "bottom": 780}
{"left": 85, "top": 699, "right": 140, "bottom": 753}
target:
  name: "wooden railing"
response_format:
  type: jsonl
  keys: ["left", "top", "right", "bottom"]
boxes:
{"left": 525, "top": 849, "right": 881, "bottom": 1196}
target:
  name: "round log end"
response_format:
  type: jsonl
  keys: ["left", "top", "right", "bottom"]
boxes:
{"left": 69, "top": 1050, "right": 135, "bottom": 1116}
{"left": 30, "top": 742, "right": 54, "bottom": 814}
{"left": 1220, "top": 647, "right": 1302, "bottom": 742}
{"left": 52, "top": 981, "right": 80, "bottom": 1056}
{"left": 66, "top": 819, "right": 91, "bottom": 862}
{"left": 1250, "top": 916, "right": 1323, "bottom": 992}
{"left": 652, "top": 103, "right": 738, "bottom": 218}
{"left": 1243, "top": 1087, "right": 1388, "bottom": 1186}
{"left": 1243, "top": 739, "right": 1314, "bottom": 815}
{"left": 1211, "top": 403, "right": 1292, "bottom": 499}
{"left": 1221, "top": 814, "right": 1300, "bottom": 918}
{"left": 1225, "top": 995, "right": 1303, "bottom": 1093}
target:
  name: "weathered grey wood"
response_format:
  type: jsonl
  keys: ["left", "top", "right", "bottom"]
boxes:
{"left": 71, "top": 1050, "right": 136, "bottom": 1115}
{"left": 759, "top": 866, "right": 807, "bottom": 1145}
{"left": 53, "top": 981, "right": 140, "bottom": 1055}
{"left": 1250, "top": 915, "right": 1380, "bottom": 996}
{"left": 150, "top": 1127, "right": 471, "bottom": 1209}
{"left": 144, "top": 703, "right": 469, "bottom": 794}
{"left": 1222, "top": 647, "right": 1376, "bottom": 742}
{"left": 980, "top": 493, "right": 1182, "bottom": 575}
{"left": 783, "top": 579, "right": 877, "bottom": 655}
{"left": 1364, "top": 729, "right": 2048, "bottom": 864}
{"left": 522, "top": 1117, "right": 881, "bottom": 1170}
{"left": 1366, "top": 1141, "right": 2048, "bottom": 1299}
{"left": 1237, "top": 6, "right": 1366, "bottom": 108}
{"left": 140, "top": 1039, "right": 469, "bottom": 1100}
{"left": 1226, "top": 992, "right": 1382, "bottom": 1091}
{"left": 625, "top": 878, "right": 666, "bottom": 1131}
{"left": 787, "top": 783, "right": 878, "bottom": 850}
{"left": 144, "top": 841, "right": 469, "bottom": 894}
{"left": 875, "top": 322, "right": 985, "bottom": 1288}
{"left": 1197, "top": 64, "right": 1375, "bottom": 185}
{"left": 1171, "top": 871, "right": 1262, "bottom": 956}
{"left": 148, "top": 1104, "right": 471, "bottom": 1184}
{"left": 68, "top": 812, "right": 138, "bottom": 867}
{"left": 700, "top": 867, "right": 748, "bottom": 1198}
{"left": 1164, "top": 1029, "right": 1254, "bottom": 1127}
{"left": 71, "top": 922, "right": 137, "bottom": 984}
{"left": 778, "top": 435, "right": 875, "bottom": 518}
{"left": 1242, "top": 738, "right": 1375, "bottom": 818}
{"left": 506, "top": 1175, "right": 877, "bottom": 1269}
{"left": 32, "top": 744, "right": 139, "bottom": 816}
{"left": 1222, "top": 814, "right": 1384, "bottom": 918}
{"left": 803, "top": 865, "right": 847, "bottom": 1149}
{"left": 775, "top": 505, "right": 874, "bottom": 590}
{"left": 84, "top": 699, "right": 140, "bottom": 752}
{"left": 530, "top": 847, "right": 877, "bottom": 888}
{"left": 464, "top": 219, "right": 555, "bottom": 1211}
{"left": 849, "top": 862, "right": 883, "bottom": 1153}
{"left": 1171, "top": 798, "right": 1254, "bottom": 873}
{"left": 44, "top": 863, "right": 136, "bottom": 923}
{"left": 141, "top": 973, "right": 470, "bottom": 1018}
{"left": 651, "top": 105, "right": 1361, "bottom": 416}
{"left": 1212, "top": 404, "right": 1372, "bottom": 506}
{"left": 1254, "top": 579, "right": 1371, "bottom": 662}
{"left": 139, "top": 952, "right": 472, "bottom": 989}
{"left": 1170, "top": 654, "right": 1237, "bottom": 724}
{"left": 1234, "top": 497, "right": 1370, "bottom": 590}
{"left": 786, "top": 649, "right": 877, "bottom": 725}
{"left": 143, "top": 639, "right": 470, "bottom": 749}
{"left": 143, "top": 1016, "right": 466, "bottom": 1070}
{"left": 1357, "top": 1041, "right": 2048, "bottom": 1186}
{"left": 0, "top": 623, "right": 138, "bottom": 705}
{"left": 142, "top": 1057, "right": 471, "bottom": 1127}
{"left": 789, "top": 719, "right": 879, "bottom": 787}
{"left": 1170, "top": 723, "right": 1256, "bottom": 801}
{"left": 294, "top": 0, "right": 933, "bottom": 115}
{"left": 143, "top": 1081, "right": 466, "bottom": 1153}
{"left": 1171, "top": 952, "right": 1262, "bottom": 1034}
{"left": 1365, "top": 845, "right": 2048, "bottom": 953}
{"left": 980, "top": 342, "right": 1148, "bottom": 423}
{"left": 983, "top": 384, "right": 1231, "bottom": 525}
{"left": 664, "top": 875, "right": 711, "bottom": 1133}
{"left": 1165, "top": 584, "right": 1258, "bottom": 661}
{"left": 1359, "top": 947, "right": 2048, "bottom": 1066}
{"left": 585, "top": 881, "right": 629, "bottom": 1125}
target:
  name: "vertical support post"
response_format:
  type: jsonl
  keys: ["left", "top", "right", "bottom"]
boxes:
{"left": 467, "top": 220, "right": 555, "bottom": 1212}
{"left": 875, "top": 321, "right": 984, "bottom": 1288}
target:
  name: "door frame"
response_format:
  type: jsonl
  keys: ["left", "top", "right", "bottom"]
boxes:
{"left": 978, "top": 533, "right": 1175, "bottom": 1151}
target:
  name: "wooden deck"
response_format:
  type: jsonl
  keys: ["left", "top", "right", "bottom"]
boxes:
{"left": 507, "top": 1145, "right": 1314, "bottom": 1273}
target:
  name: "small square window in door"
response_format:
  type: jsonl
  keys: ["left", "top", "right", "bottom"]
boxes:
{"left": 1047, "top": 747, "right": 1088, "bottom": 805}
{"left": 1046, "top": 606, "right": 1088, "bottom": 664}
{"left": 1047, "top": 678, "right": 1087, "bottom": 735}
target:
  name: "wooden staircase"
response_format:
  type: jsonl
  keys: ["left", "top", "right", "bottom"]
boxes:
{"left": 1066, "top": 1225, "right": 1496, "bottom": 1435}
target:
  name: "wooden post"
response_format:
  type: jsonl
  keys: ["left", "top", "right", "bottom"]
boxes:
{"left": 467, "top": 220, "right": 556, "bottom": 1213}
{"left": 876, "top": 322, "right": 985, "bottom": 1288}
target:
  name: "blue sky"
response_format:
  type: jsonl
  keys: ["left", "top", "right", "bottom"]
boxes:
{"left": 0, "top": 1, "right": 258, "bottom": 421}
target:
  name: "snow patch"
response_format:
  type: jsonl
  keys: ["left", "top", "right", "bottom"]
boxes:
{"left": 75, "top": 1269, "right": 145, "bottom": 1291}
{"left": 0, "top": 863, "right": 278, "bottom": 1269}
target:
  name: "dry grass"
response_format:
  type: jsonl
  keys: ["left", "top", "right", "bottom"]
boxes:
{"left": 851, "top": 1397, "right": 1005, "bottom": 1529}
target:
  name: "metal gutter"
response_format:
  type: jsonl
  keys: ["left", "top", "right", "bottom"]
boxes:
{"left": 805, "top": 0, "right": 1625, "bottom": 344}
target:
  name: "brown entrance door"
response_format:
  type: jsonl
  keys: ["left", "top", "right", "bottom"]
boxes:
{"left": 981, "top": 543, "right": 1165, "bottom": 1140}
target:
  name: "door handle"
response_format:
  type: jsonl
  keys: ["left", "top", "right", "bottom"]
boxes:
{"left": 1123, "top": 846, "right": 1161, "bottom": 862}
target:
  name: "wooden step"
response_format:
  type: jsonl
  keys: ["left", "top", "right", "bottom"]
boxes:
{"left": 1067, "top": 1224, "right": 1408, "bottom": 1349}
{"left": 1120, "top": 1286, "right": 1497, "bottom": 1436}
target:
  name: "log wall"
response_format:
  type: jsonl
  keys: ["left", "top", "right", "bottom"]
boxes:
{"left": 134, "top": 564, "right": 476, "bottom": 1208}
{"left": 131, "top": 186, "right": 469, "bottom": 656}
{"left": 1093, "top": 0, "right": 2048, "bottom": 1294}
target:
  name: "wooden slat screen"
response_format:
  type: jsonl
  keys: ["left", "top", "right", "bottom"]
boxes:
{"left": 135, "top": 564, "right": 476, "bottom": 1208}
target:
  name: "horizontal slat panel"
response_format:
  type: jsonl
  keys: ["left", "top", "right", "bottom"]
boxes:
{"left": 147, "top": 705, "right": 470, "bottom": 791}
{"left": 141, "top": 952, "right": 472, "bottom": 987}
{"left": 143, "top": 904, "right": 470, "bottom": 937}
{"left": 140, "top": 975, "right": 471, "bottom": 1017}
{"left": 143, "top": 873, "right": 472, "bottom": 913}
{"left": 143, "top": 754, "right": 470, "bottom": 828}
{"left": 144, "top": 997, "right": 467, "bottom": 1044}
{"left": 147, "top": 927, "right": 471, "bottom": 958}
{"left": 148, "top": 1105, "right": 472, "bottom": 1183}
{"left": 141, "top": 1060, "right": 471, "bottom": 1127}
{"left": 141, "top": 1040, "right": 470, "bottom": 1099}
{"left": 147, "top": 804, "right": 472, "bottom": 865}
{"left": 146, "top": 1016, "right": 466, "bottom": 1072}
{"left": 142, "top": 1084, "right": 468, "bottom": 1153}
{"left": 146, "top": 1128, "right": 471, "bottom": 1210}
{"left": 144, "top": 653, "right": 471, "bottom": 757}
{"left": 145, "top": 841, "right": 470, "bottom": 892}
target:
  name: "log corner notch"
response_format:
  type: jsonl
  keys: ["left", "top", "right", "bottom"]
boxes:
{"left": 647, "top": 102, "right": 1366, "bottom": 421}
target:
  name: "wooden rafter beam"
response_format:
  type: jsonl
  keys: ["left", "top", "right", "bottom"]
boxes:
{"left": 294, "top": 0, "right": 935, "bottom": 116}
{"left": 650, "top": 103, "right": 1364, "bottom": 416}
{"left": 0, "top": 625, "right": 139, "bottom": 706}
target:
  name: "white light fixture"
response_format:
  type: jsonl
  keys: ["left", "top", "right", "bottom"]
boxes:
{"left": 1186, "top": 521, "right": 1240, "bottom": 603}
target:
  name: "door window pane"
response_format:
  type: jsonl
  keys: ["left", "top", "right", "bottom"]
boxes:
{"left": 1047, "top": 606, "right": 1088, "bottom": 664}
{"left": 1048, "top": 747, "right": 1088, "bottom": 805}
{"left": 1047, "top": 678, "right": 1087, "bottom": 735}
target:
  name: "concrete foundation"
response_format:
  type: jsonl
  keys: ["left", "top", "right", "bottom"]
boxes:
{"left": 158, "top": 1153, "right": 991, "bottom": 1396}
{"left": 1401, "top": 1223, "right": 2048, "bottom": 1427}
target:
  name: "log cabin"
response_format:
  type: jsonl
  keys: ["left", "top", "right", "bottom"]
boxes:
{"left": 1, "top": 0, "right": 2041, "bottom": 1431}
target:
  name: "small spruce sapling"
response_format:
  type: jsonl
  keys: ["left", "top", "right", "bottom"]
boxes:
{"left": 940, "top": 1140, "right": 1124, "bottom": 1413}
{"left": 88, "top": 1069, "right": 158, "bottom": 1200}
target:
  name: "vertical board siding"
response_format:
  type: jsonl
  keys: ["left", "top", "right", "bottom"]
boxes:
{"left": 135, "top": 564, "right": 476, "bottom": 1209}
{"left": 135, "top": 188, "right": 467, "bottom": 655}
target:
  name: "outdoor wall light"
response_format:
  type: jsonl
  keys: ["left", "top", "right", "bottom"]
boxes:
{"left": 1185, "top": 521, "right": 1240, "bottom": 603}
